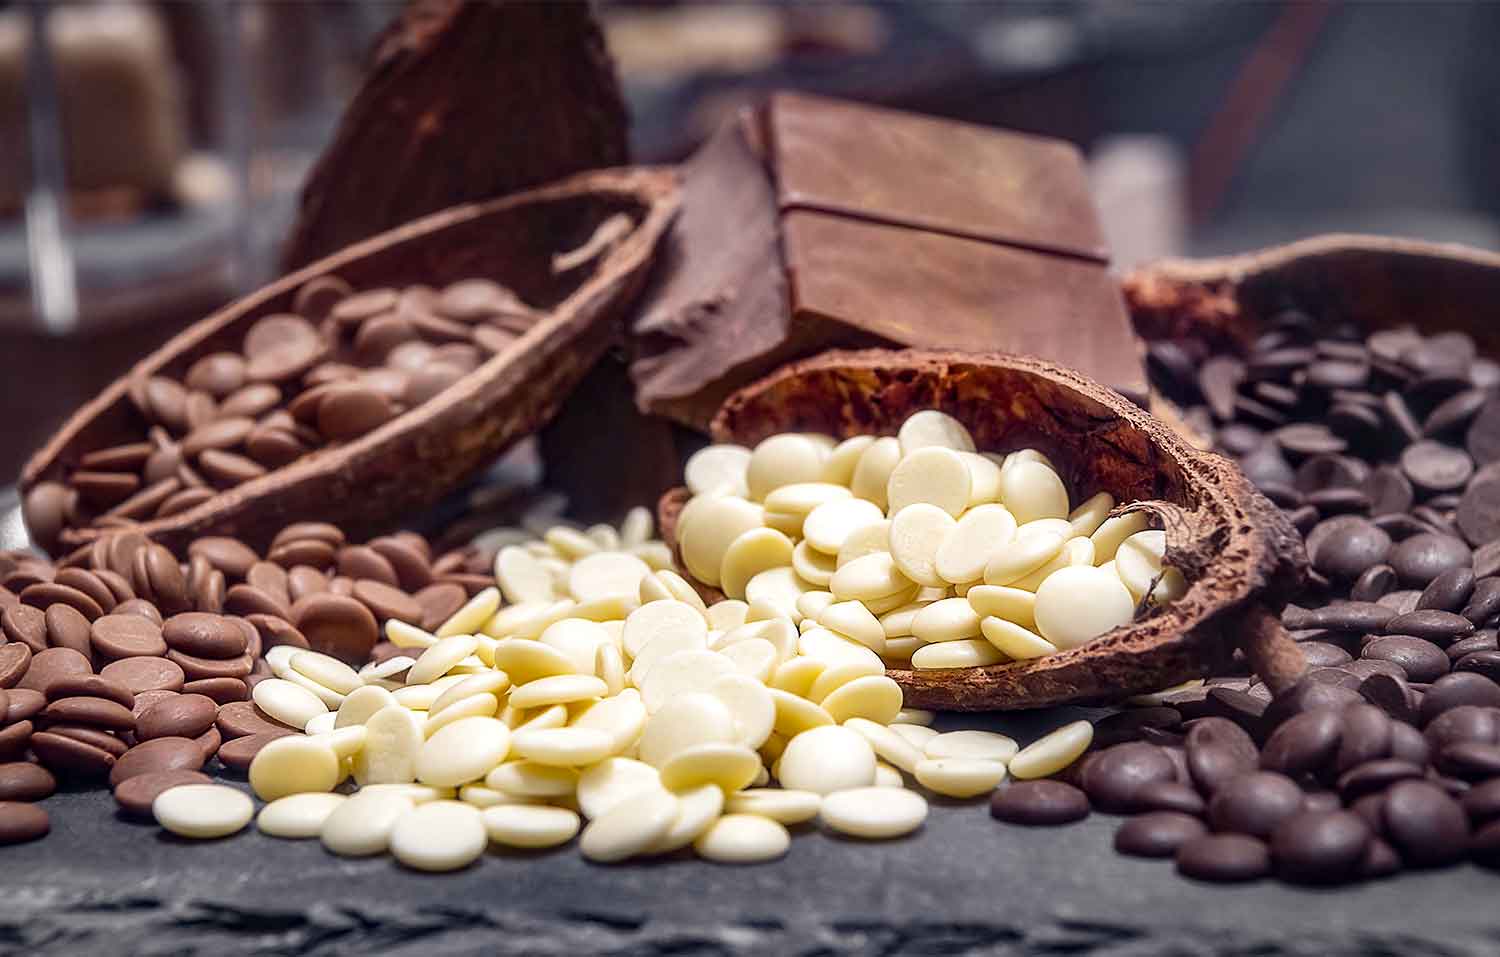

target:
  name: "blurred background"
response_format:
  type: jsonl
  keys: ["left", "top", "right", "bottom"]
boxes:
{"left": 1, "top": 0, "right": 1498, "bottom": 475}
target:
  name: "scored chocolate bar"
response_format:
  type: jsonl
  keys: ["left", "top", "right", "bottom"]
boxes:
{"left": 629, "top": 92, "right": 1147, "bottom": 431}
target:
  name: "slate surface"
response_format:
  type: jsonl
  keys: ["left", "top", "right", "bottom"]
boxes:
{"left": 5, "top": 704, "right": 1500, "bottom": 956}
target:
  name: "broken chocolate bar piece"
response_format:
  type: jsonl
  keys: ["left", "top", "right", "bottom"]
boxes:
{"left": 629, "top": 93, "right": 1146, "bottom": 431}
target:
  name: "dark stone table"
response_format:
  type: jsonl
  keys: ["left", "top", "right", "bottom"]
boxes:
{"left": 5, "top": 703, "right": 1498, "bottom": 956}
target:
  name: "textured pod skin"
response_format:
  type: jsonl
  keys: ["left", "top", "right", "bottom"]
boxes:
{"left": 24, "top": 168, "right": 679, "bottom": 555}
{"left": 661, "top": 349, "right": 1306, "bottom": 711}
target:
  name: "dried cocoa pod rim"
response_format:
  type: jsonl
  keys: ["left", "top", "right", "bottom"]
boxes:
{"left": 660, "top": 348, "right": 1308, "bottom": 711}
{"left": 23, "top": 167, "right": 680, "bottom": 555}
{"left": 1125, "top": 233, "right": 1500, "bottom": 355}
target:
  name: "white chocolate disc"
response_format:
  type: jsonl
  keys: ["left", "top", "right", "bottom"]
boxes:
{"left": 576, "top": 756, "right": 661, "bottom": 819}
{"left": 911, "top": 597, "right": 982, "bottom": 643}
{"left": 693, "top": 813, "right": 789, "bottom": 863}
{"left": 914, "top": 758, "right": 1007, "bottom": 798}
{"left": 686, "top": 444, "right": 752, "bottom": 497}
{"left": 1115, "top": 529, "right": 1168, "bottom": 599}
{"left": 836, "top": 520, "right": 891, "bottom": 569}
{"left": 819, "top": 675, "right": 902, "bottom": 725}
{"left": 897, "top": 410, "right": 976, "bottom": 455}
{"left": 1067, "top": 491, "right": 1115, "bottom": 538}
{"left": 777, "top": 725, "right": 876, "bottom": 794}
{"left": 637, "top": 692, "right": 736, "bottom": 767}
{"left": 1008, "top": 720, "right": 1093, "bottom": 779}
{"left": 887, "top": 447, "right": 972, "bottom": 517}
{"left": 935, "top": 503, "right": 1017, "bottom": 584}
{"left": 744, "top": 566, "right": 812, "bottom": 622}
{"left": 568, "top": 551, "right": 653, "bottom": 604}
{"left": 719, "top": 527, "right": 794, "bottom": 600}
{"left": 803, "top": 498, "right": 886, "bottom": 555}
{"left": 1090, "top": 511, "right": 1152, "bottom": 562}
{"left": 910, "top": 638, "right": 1005, "bottom": 670}
{"left": 999, "top": 460, "right": 1070, "bottom": 524}
{"left": 965, "top": 584, "right": 1037, "bottom": 630}
{"left": 850, "top": 437, "right": 901, "bottom": 510}
{"left": 820, "top": 786, "right": 928, "bottom": 839}
{"left": 746, "top": 434, "right": 827, "bottom": 501}
{"left": 1010, "top": 536, "right": 1095, "bottom": 592}
{"left": 679, "top": 496, "right": 764, "bottom": 588}
{"left": 820, "top": 435, "right": 875, "bottom": 486}
{"left": 830, "top": 552, "right": 911, "bottom": 601}
{"left": 979, "top": 616, "right": 1058, "bottom": 661}
{"left": 817, "top": 600, "right": 887, "bottom": 654}
{"left": 957, "top": 451, "right": 1002, "bottom": 505}
{"left": 982, "top": 531, "right": 1065, "bottom": 587}
{"left": 1033, "top": 564, "right": 1136, "bottom": 650}
{"left": 763, "top": 482, "right": 852, "bottom": 517}
{"left": 888, "top": 503, "right": 957, "bottom": 587}
{"left": 791, "top": 539, "right": 838, "bottom": 587}
{"left": 622, "top": 600, "right": 708, "bottom": 659}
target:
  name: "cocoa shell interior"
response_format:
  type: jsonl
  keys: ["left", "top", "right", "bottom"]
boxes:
{"left": 662, "top": 348, "right": 1306, "bottom": 711}
{"left": 23, "top": 167, "right": 680, "bottom": 554}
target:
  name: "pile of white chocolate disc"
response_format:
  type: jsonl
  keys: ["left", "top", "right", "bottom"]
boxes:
{"left": 678, "top": 410, "right": 1185, "bottom": 670}
{"left": 151, "top": 411, "right": 1181, "bottom": 870}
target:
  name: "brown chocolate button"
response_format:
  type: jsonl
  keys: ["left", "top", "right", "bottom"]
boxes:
{"left": 223, "top": 584, "right": 290, "bottom": 619}
{"left": 296, "top": 275, "right": 357, "bottom": 320}
{"left": 136, "top": 693, "right": 218, "bottom": 741}
{"left": 162, "top": 612, "right": 249, "bottom": 659}
{"left": 329, "top": 286, "right": 396, "bottom": 323}
{"left": 317, "top": 385, "right": 396, "bottom": 441}
{"left": 184, "top": 352, "right": 248, "bottom": 397}
{"left": 337, "top": 546, "right": 398, "bottom": 586}
{"left": 267, "top": 539, "right": 337, "bottom": 570}
{"left": 142, "top": 544, "right": 191, "bottom": 615}
{"left": 198, "top": 449, "right": 268, "bottom": 486}
{"left": 109, "top": 736, "right": 204, "bottom": 787}
{"left": 193, "top": 567, "right": 226, "bottom": 614}
{"left": 45, "top": 723, "right": 129, "bottom": 757}
{"left": 100, "top": 656, "right": 185, "bottom": 694}
{"left": 20, "top": 582, "right": 104, "bottom": 621}
{"left": 44, "top": 675, "right": 134, "bottom": 709}
{"left": 0, "top": 721, "right": 33, "bottom": 760}
{"left": 220, "top": 383, "right": 282, "bottom": 419}
{"left": 41, "top": 696, "right": 136, "bottom": 732}
{"left": 17, "top": 646, "right": 92, "bottom": 694}
{"left": 286, "top": 566, "right": 330, "bottom": 603}
{"left": 180, "top": 677, "right": 247, "bottom": 704}
{"left": 369, "top": 538, "right": 433, "bottom": 591}
{"left": 111, "top": 598, "right": 163, "bottom": 625}
{"left": 53, "top": 568, "right": 117, "bottom": 615}
{"left": 166, "top": 649, "right": 253, "bottom": 681}
{"left": 0, "top": 643, "right": 31, "bottom": 687}
{"left": 0, "top": 762, "right": 56, "bottom": 801}
{"left": 194, "top": 725, "right": 222, "bottom": 762}
{"left": 244, "top": 614, "right": 308, "bottom": 652}
{"left": 186, "top": 537, "right": 261, "bottom": 582}
{"left": 113, "top": 768, "right": 213, "bottom": 817}
{"left": 43, "top": 604, "right": 93, "bottom": 658}
{"left": 31, "top": 731, "right": 116, "bottom": 777}
{"left": 5, "top": 688, "right": 44, "bottom": 722}
{"left": 352, "top": 580, "right": 422, "bottom": 624}
{"left": 244, "top": 427, "right": 307, "bottom": 468}
{"left": 0, "top": 802, "right": 49, "bottom": 844}
{"left": 403, "top": 362, "right": 465, "bottom": 406}
{"left": 2, "top": 603, "right": 47, "bottom": 655}
{"left": 244, "top": 313, "right": 327, "bottom": 383}
{"left": 216, "top": 700, "right": 298, "bottom": 739}
{"left": 157, "top": 486, "right": 216, "bottom": 517}
{"left": 216, "top": 731, "right": 293, "bottom": 771}
{"left": 245, "top": 560, "right": 290, "bottom": 601}
{"left": 72, "top": 470, "right": 142, "bottom": 509}
{"left": 294, "top": 593, "right": 379, "bottom": 664}
{"left": 414, "top": 583, "right": 468, "bottom": 632}
{"left": 181, "top": 416, "right": 256, "bottom": 459}
{"left": 131, "top": 689, "right": 179, "bottom": 720}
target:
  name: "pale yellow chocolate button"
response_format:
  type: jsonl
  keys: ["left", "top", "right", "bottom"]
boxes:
{"left": 686, "top": 444, "right": 752, "bottom": 497}
{"left": 980, "top": 616, "right": 1058, "bottom": 660}
{"left": 887, "top": 447, "right": 972, "bottom": 518}
{"left": 1009, "top": 720, "right": 1093, "bottom": 779}
{"left": 910, "top": 638, "right": 1005, "bottom": 669}
{"left": 1033, "top": 564, "right": 1136, "bottom": 650}
{"left": 889, "top": 503, "right": 957, "bottom": 587}
{"left": 911, "top": 597, "right": 982, "bottom": 644}
{"left": 819, "top": 435, "right": 875, "bottom": 486}
{"left": 746, "top": 434, "right": 828, "bottom": 501}
{"left": 965, "top": 585, "right": 1037, "bottom": 630}
{"left": 983, "top": 531, "right": 1065, "bottom": 587}
{"left": 936, "top": 503, "right": 1017, "bottom": 584}
{"left": 836, "top": 520, "right": 892, "bottom": 569}
{"left": 1090, "top": 511, "right": 1151, "bottom": 562}
{"left": 897, "top": 410, "right": 975, "bottom": 455}
{"left": 850, "top": 437, "right": 901, "bottom": 511}
{"left": 719, "top": 528, "right": 794, "bottom": 600}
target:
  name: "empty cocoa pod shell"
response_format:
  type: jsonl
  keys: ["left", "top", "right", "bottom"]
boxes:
{"left": 1126, "top": 235, "right": 1500, "bottom": 358}
{"left": 659, "top": 348, "right": 1307, "bottom": 711}
{"left": 23, "top": 168, "right": 679, "bottom": 555}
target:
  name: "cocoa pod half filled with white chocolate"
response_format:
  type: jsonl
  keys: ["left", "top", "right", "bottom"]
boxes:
{"left": 659, "top": 349, "right": 1306, "bottom": 711}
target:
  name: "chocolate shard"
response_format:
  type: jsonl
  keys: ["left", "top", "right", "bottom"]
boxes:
{"left": 629, "top": 110, "right": 793, "bottom": 432}
{"left": 281, "top": 0, "right": 628, "bottom": 270}
{"left": 629, "top": 93, "right": 1147, "bottom": 432}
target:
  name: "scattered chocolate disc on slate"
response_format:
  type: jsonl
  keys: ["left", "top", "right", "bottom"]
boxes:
{"left": 1114, "top": 812, "right": 1206, "bottom": 858}
{"left": 1175, "top": 833, "right": 1271, "bottom": 883}
{"left": 112, "top": 769, "right": 213, "bottom": 818}
{"left": 0, "top": 802, "right": 50, "bottom": 845}
{"left": 988, "top": 780, "right": 1090, "bottom": 826}
{"left": 1208, "top": 771, "right": 1305, "bottom": 838}
{"left": 1270, "top": 811, "right": 1371, "bottom": 884}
